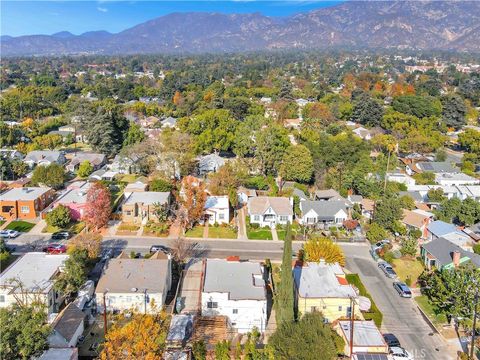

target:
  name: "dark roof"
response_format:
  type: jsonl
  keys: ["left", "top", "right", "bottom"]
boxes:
{"left": 399, "top": 191, "right": 424, "bottom": 203}
{"left": 354, "top": 355, "right": 390, "bottom": 360}
{"left": 422, "top": 237, "right": 480, "bottom": 268}
{"left": 52, "top": 303, "right": 85, "bottom": 342}
{"left": 416, "top": 162, "right": 458, "bottom": 173}
{"left": 300, "top": 200, "right": 347, "bottom": 220}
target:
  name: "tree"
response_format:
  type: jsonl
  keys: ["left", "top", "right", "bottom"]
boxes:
{"left": 366, "top": 223, "right": 387, "bottom": 243}
{"left": 256, "top": 125, "right": 290, "bottom": 176}
{"left": 152, "top": 202, "right": 169, "bottom": 223}
{"left": 392, "top": 95, "right": 442, "bottom": 118}
{"left": 400, "top": 237, "right": 417, "bottom": 257}
{"left": 351, "top": 94, "right": 383, "bottom": 127}
{"left": 458, "top": 128, "right": 480, "bottom": 157}
{"left": 280, "top": 145, "right": 313, "bottom": 183}
{"left": 0, "top": 303, "right": 50, "bottom": 359}
{"left": 123, "top": 121, "right": 145, "bottom": 146}
{"left": 46, "top": 205, "right": 71, "bottom": 228}
{"left": 457, "top": 198, "right": 480, "bottom": 226}
{"left": 374, "top": 196, "right": 402, "bottom": 231}
{"left": 399, "top": 195, "right": 415, "bottom": 210}
{"left": 84, "top": 182, "right": 111, "bottom": 230}
{"left": 276, "top": 223, "right": 294, "bottom": 324}
{"left": 100, "top": 312, "right": 170, "bottom": 360}
{"left": 192, "top": 340, "right": 207, "bottom": 360}
{"left": 69, "top": 232, "right": 102, "bottom": 259}
{"left": 149, "top": 178, "right": 173, "bottom": 192}
{"left": 77, "top": 160, "right": 93, "bottom": 178}
{"left": 269, "top": 312, "right": 338, "bottom": 360}
{"left": 207, "top": 162, "right": 246, "bottom": 196}
{"left": 441, "top": 94, "right": 467, "bottom": 130}
{"left": 179, "top": 176, "right": 207, "bottom": 229}
{"left": 427, "top": 188, "right": 446, "bottom": 203}
{"left": 412, "top": 172, "right": 436, "bottom": 185}
{"left": 303, "top": 237, "right": 346, "bottom": 266}
{"left": 54, "top": 248, "right": 89, "bottom": 297}
{"left": 31, "top": 163, "right": 65, "bottom": 189}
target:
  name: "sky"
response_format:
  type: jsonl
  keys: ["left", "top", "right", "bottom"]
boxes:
{"left": 1, "top": 1, "right": 342, "bottom": 37}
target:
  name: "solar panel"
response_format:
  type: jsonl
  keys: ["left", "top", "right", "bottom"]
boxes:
{"left": 355, "top": 354, "right": 389, "bottom": 360}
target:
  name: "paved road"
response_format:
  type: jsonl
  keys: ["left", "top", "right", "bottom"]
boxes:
{"left": 342, "top": 245, "right": 457, "bottom": 360}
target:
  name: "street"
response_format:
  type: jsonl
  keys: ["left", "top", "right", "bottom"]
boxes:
{"left": 7, "top": 234, "right": 457, "bottom": 359}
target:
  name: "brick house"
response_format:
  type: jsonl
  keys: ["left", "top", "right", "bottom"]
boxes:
{"left": 0, "top": 187, "right": 55, "bottom": 220}
{"left": 122, "top": 191, "right": 171, "bottom": 225}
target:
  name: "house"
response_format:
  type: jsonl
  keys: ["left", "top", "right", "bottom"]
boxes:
{"left": 401, "top": 209, "right": 434, "bottom": 239}
{"left": 0, "top": 149, "right": 24, "bottom": 161}
{"left": 352, "top": 127, "right": 372, "bottom": 141}
{"left": 197, "top": 153, "right": 226, "bottom": 176}
{"left": 237, "top": 187, "right": 257, "bottom": 205}
{"left": 0, "top": 187, "right": 55, "bottom": 220}
{"left": 24, "top": 150, "right": 66, "bottom": 168}
{"left": 109, "top": 155, "right": 138, "bottom": 174}
{"left": 201, "top": 259, "right": 267, "bottom": 333}
{"left": 203, "top": 196, "right": 230, "bottom": 225}
{"left": 38, "top": 348, "right": 78, "bottom": 360}
{"left": 336, "top": 320, "right": 389, "bottom": 357}
{"left": 124, "top": 180, "right": 148, "bottom": 195}
{"left": 57, "top": 125, "right": 87, "bottom": 143}
{"left": 314, "top": 189, "right": 344, "bottom": 201}
{"left": 122, "top": 191, "right": 171, "bottom": 225}
{"left": 456, "top": 185, "right": 480, "bottom": 201}
{"left": 299, "top": 200, "right": 349, "bottom": 228}
{"left": 406, "top": 161, "right": 458, "bottom": 176}
{"left": 248, "top": 196, "right": 293, "bottom": 228}
{"left": 50, "top": 181, "right": 91, "bottom": 221}
{"left": 88, "top": 169, "right": 118, "bottom": 181}
{"left": 48, "top": 303, "right": 86, "bottom": 348}
{"left": 426, "top": 220, "right": 471, "bottom": 248}
{"left": 65, "top": 152, "right": 106, "bottom": 173}
{"left": 360, "top": 198, "right": 375, "bottom": 219}
{"left": 463, "top": 222, "right": 480, "bottom": 243}
{"left": 95, "top": 253, "right": 172, "bottom": 313}
{"left": 435, "top": 173, "right": 480, "bottom": 186}
{"left": 421, "top": 237, "right": 480, "bottom": 270}
{"left": 0, "top": 253, "right": 68, "bottom": 314}
{"left": 293, "top": 261, "right": 360, "bottom": 323}
{"left": 140, "top": 116, "right": 160, "bottom": 128}
{"left": 161, "top": 116, "right": 178, "bottom": 129}
{"left": 293, "top": 188, "right": 309, "bottom": 201}
{"left": 386, "top": 172, "right": 416, "bottom": 187}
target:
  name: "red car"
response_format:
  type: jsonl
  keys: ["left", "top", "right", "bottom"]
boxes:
{"left": 43, "top": 244, "right": 67, "bottom": 254}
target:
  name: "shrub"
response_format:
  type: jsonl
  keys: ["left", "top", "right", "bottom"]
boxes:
{"left": 383, "top": 251, "right": 395, "bottom": 264}
{"left": 77, "top": 160, "right": 93, "bottom": 178}
{"left": 149, "top": 178, "right": 173, "bottom": 192}
{"left": 250, "top": 223, "right": 260, "bottom": 229}
{"left": 366, "top": 223, "right": 387, "bottom": 244}
{"left": 473, "top": 243, "right": 480, "bottom": 255}
{"left": 46, "top": 205, "right": 71, "bottom": 228}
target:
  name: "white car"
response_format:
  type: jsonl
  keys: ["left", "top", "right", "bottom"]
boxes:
{"left": 0, "top": 230, "right": 20, "bottom": 238}
{"left": 390, "top": 346, "right": 414, "bottom": 360}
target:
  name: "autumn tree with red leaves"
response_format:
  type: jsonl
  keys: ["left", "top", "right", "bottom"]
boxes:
{"left": 179, "top": 176, "right": 207, "bottom": 230}
{"left": 84, "top": 182, "right": 111, "bottom": 230}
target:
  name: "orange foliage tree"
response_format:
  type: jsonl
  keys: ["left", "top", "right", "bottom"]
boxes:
{"left": 100, "top": 312, "right": 169, "bottom": 360}
{"left": 84, "top": 182, "right": 111, "bottom": 230}
{"left": 179, "top": 176, "right": 207, "bottom": 229}
{"left": 69, "top": 232, "right": 102, "bottom": 259}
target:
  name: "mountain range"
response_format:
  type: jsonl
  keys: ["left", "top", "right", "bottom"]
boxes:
{"left": 2, "top": 1, "right": 480, "bottom": 56}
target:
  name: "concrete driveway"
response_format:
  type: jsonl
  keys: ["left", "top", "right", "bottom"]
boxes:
{"left": 341, "top": 244, "right": 458, "bottom": 360}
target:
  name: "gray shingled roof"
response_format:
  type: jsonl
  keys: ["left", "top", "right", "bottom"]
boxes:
{"left": 422, "top": 237, "right": 480, "bottom": 268}
{"left": 416, "top": 162, "right": 458, "bottom": 173}
{"left": 300, "top": 200, "right": 347, "bottom": 220}
{"left": 51, "top": 303, "right": 85, "bottom": 343}
{"left": 124, "top": 191, "right": 170, "bottom": 206}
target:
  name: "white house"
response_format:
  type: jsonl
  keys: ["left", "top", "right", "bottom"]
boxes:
{"left": 48, "top": 303, "right": 85, "bottom": 348}
{"left": 201, "top": 259, "right": 267, "bottom": 334}
{"left": 386, "top": 172, "right": 416, "bottom": 187}
{"left": 95, "top": 252, "right": 172, "bottom": 314}
{"left": 435, "top": 173, "right": 480, "bottom": 186}
{"left": 203, "top": 196, "right": 230, "bottom": 225}
{"left": 299, "top": 200, "right": 349, "bottom": 227}
{"left": 248, "top": 196, "right": 293, "bottom": 228}
{"left": 0, "top": 253, "right": 68, "bottom": 314}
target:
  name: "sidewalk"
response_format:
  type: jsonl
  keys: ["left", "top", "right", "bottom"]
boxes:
{"left": 271, "top": 227, "right": 279, "bottom": 241}
{"left": 27, "top": 219, "right": 46, "bottom": 235}
{"left": 237, "top": 206, "right": 248, "bottom": 240}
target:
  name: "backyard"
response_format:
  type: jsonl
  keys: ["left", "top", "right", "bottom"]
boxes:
{"left": 208, "top": 226, "right": 237, "bottom": 239}
{"left": 6, "top": 220, "right": 35, "bottom": 233}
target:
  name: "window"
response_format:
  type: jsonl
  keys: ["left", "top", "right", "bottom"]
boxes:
{"left": 310, "top": 306, "right": 317, "bottom": 312}
{"left": 218, "top": 214, "right": 225, "bottom": 220}
{"left": 233, "top": 309, "right": 238, "bottom": 314}
{"left": 207, "top": 302, "right": 218, "bottom": 309}
{"left": 125, "top": 211, "right": 132, "bottom": 216}
{"left": 338, "top": 306, "right": 342, "bottom": 311}
{"left": 0, "top": 295, "right": 5, "bottom": 302}
{"left": 20, "top": 206, "right": 30, "bottom": 214}
{"left": 279, "top": 215, "right": 288, "bottom": 222}
{"left": 253, "top": 215, "right": 260, "bottom": 221}
{"left": 322, "top": 305, "right": 327, "bottom": 310}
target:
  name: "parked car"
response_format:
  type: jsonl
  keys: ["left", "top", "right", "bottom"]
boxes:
{"left": 51, "top": 231, "right": 72, "bottom": 241}
{"left": 378, "top": 261, "right": 397, "bottom": 278}
{"left": 393, "top": 281, "right": 412, "bottom": 298}
{"left": 390, "top": 346, "right": 414, "bottom": 359}
{"left": 0, "top": 230, "right": 20, "bottom": 238}
{"left": 383, "top": 333, "right": 401, "bottom": 348}
{"left": 149, "top": 245, "right": 170, "bottom": 254}
{"left": 371, "top": 239, "right": 391, "bottom": 252}
{"left": 43, "top": 244, "right": 67, "bottom": 254}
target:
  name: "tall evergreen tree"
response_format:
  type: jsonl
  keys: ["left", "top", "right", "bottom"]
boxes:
{"left": 276, "top": 222, "right": 294, "bottom": 324}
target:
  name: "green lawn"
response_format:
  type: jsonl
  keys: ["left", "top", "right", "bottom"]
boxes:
{"left": 0, "top": 220, "right": 5, "bottom": 227}
{"left": 346, "top": 273, "right": 383, "bottom": 327}
{"left": 185, "top": 226, "right": 204, "bottom": 238}
{"left": 415, "top": 295, "right": 448, "bottom": 326}
{"left": 42, "top": 221, "right": 86, "bottom": 234}
{"left": 277, "top": 230, "right": 286, "bottom": 240}
{"left": 208, "top": 226, "right": 237, "bottom": 239}
{"left": 247, "top": 228, "right": 273, "bottom": 240}
{"left": 6, "top": 221, "right": 35, "bottom": 233}
{"left": 392, "top": 258, "right": 424, "bottom": 287}
{"left": 119, "top": 174, "right": 138, "bottom": 183}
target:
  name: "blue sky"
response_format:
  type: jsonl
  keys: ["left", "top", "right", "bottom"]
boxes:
{"left": 1, "top": 1, "right": 342, "bottom": 37}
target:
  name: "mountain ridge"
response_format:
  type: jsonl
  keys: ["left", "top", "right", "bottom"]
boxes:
{"left": 2, "top": 1, "right": 480, "bottom": 56}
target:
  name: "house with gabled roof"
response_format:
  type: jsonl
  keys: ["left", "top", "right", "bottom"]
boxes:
{"left": 247, "top": 196, "right": 293, "bottom": 228}
{"left": 421, "top": 237, "right": 480, "bottom": 270}
{"left": 299, "top": 200, "right": 349, "bottom": 228}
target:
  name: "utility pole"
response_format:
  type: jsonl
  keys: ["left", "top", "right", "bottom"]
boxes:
{"left": 349, "top": 297, "right": 356, "bottom": 360}
{"left": 471, "top": 287, "right": 479, "bottom": 360}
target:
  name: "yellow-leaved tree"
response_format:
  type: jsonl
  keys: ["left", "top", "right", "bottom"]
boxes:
{"left": 100, "top": 312, "right": 170, "bottom": 360}
{"left": 303, "top": 237, "right": 346, "bottom": 267}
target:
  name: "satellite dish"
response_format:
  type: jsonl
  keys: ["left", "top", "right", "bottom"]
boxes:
{"left": 358, "top": 296, "right": 371, "bottom": 311}
{"left": 131, "top": 287, "right": 138, "bottom": 292}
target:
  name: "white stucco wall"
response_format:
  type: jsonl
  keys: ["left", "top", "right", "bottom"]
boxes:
{"left": 96, "top": 291, "right": 165, "bottom": 314}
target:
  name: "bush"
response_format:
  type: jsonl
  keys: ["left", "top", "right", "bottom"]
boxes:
{"left": 250, "top": 223, "right": 260, "bottom": 229}
{"left": 46, "top": 205, "right": 71, "bottom": 228}
{"left": 366, "top": 223, "right": 387, "bottom": 243}
{"left": 244, "top": 175, "right": 269, "bottom": 190}
{"left": 117, "top": 223, "right": 140, "bottom": 232}
{"left": 346, "top": 274, "right": 383, "bottom": 327}
{"left": 383, "top": 251, "right": 395, "bottom": 264}
{"left": 77, "top": 160, "right": 93, "bottom": 178}
{"left": 473, "top": 243, "right": 480, "bottom": 255}
{"left": 149, "top": 178, "right": 173, "bottom": 192}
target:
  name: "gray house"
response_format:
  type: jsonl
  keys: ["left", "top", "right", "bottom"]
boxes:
{"left": 197, "top": 153, "right": 226, "bottom": 176}
{"left": 24, "top": 150, "right": 66, "bottom": 168}
{"left": 299, "top": 200, "right": 349, "bottom": 228}
{"left": 66, "top": 152, "right": 106, "bottom": 172}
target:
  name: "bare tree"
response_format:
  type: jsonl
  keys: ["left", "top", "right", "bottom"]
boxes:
{"left": 170, "top": 237, "right": 205, "bottom": 265}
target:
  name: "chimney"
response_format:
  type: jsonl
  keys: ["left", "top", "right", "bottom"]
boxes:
{"left": 452, "top": 250, "right": 461, "bottom": 268}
